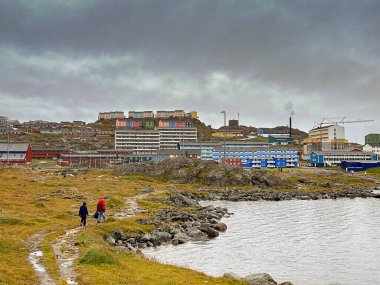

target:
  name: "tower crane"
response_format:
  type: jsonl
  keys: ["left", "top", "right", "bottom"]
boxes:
{"left": 305, "top": 117, "right": 374, "bottom": 144}
{"left": 312, "top": 117, "right": 374, "bottom": 130}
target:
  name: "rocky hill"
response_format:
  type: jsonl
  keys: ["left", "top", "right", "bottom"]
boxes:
{"left": 116, "top": 157, "right": 282, "bottom": 187}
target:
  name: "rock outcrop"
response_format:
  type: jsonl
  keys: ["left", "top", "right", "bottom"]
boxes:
{"left": 108, "top": 196, "right": 229, "bottom": 250}
{"left": 244, "top": 273, "right": 277, "bottom": 285}
{"left": 116, "top": 158, "right": 281, "bottom": 187}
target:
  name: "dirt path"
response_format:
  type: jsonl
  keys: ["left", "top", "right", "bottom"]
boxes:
{"left": 51, "top": 227, "right": 81, "bottom": 285}
{"left": 114, "top": 192, "right": 151, "bottom": 219}
{"left": 29, "top": 190, "right": 161, "bottom": 285}
{"left": 28, "top": 231, "right": 57, "bottom": 285}
{"left": 49, "top": 192, "right": 153, "bottom": 285}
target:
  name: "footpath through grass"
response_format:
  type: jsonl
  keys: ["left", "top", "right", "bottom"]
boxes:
{"left": 0, "top": 167, "right": 245, "bottom": 285}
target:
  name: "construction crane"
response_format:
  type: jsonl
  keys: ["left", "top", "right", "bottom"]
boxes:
{"left": 304, "top": 117, "right": 374, "bottom": 145}
{"left": 312, "top": 117, "right": 374, "bottom": 129}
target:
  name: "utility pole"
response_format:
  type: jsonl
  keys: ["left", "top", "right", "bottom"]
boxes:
{"left": 199, "top": 132, "right": 202, "bottom": 160}
{"left": 221, "top": 111, "right": 226, "bottom": 164}
{"left": 7, "top": 124, "right": 10, "bottom": 164}
{"left": 182, "top": 129, "right": 185, "bottom": 157}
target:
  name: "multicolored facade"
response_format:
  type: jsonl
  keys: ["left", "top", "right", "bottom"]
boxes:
{"left": 98, "top": 111, "right": 125, "bottom": 120}
{"left": 126, "top": 110, "right": 198, "bottom": 119}
{"left": 116, "top": 119, "right": 193, "bottom": 129}
{"left": 158, "top": 120, "right": 193, "bottom": 128}
{"left": 116, "top": 119, "right": 155, "bottom": 128}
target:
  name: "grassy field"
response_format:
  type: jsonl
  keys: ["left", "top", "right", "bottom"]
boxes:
{"left": 1, "top": 165, "right": 378, "bottom": 284}
{"left": 0, "top": 167, "right": 246, "bottom": 285}
{"left": 367, "top": 167, "right": 380, "bottom": 179}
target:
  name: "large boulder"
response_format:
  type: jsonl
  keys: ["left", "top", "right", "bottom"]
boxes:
{"left": 172, "top": 232, "right": 190, "bottom": 245}
{"left": 298, "top": 178, "right": 312, "bottom": 184}
{"left": 153, "top": 231, "right": 172, "bottom": 243}
{"left": 140, "top": 186, "right": 155, "bottom": 193}
{"left": 186, "top": 227, "right": 208, "bottom": 241}
{"left": 211, "top": 222, "right": 227, "bottom": 231}
{"left": 199, "top": 226, "right": 220, "bottom": 238}
{"left": 245, "top": 273, "right": 277, "bottom": 285}
{"left": 223, "top": 272, "right": 241, "bottom": 280}
{"left": 170, "top": 193, "right": 199, "bottom": 207}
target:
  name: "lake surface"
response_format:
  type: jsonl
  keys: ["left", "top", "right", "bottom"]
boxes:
{"left": 143, "top": 199, "right": 380, "bottom": 285}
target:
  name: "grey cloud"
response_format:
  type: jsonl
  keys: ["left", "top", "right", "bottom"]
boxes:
{"left": 0, "top": 0, "right": 379, "bottom": 143}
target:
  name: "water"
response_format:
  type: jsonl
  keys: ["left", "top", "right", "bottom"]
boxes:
{"left": 143, "top": 199, "right": 380, "bottom": 285}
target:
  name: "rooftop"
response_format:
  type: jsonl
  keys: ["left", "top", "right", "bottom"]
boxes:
{"left": 0, "top": 143, "right": 30, "bottom": 152}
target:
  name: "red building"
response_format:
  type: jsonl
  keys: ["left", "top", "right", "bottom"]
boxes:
{"left": 220, "top": 157, "right": 243, "bottom": 167}
{"left": 32, "top": 148, "right": 69, "bottom": 159}
{"left": 0, "top": 143, "right": 32, "bottom": 164}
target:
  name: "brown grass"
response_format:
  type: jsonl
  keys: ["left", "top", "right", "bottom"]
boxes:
{"left": 0, "top": 167, "right": 245, "bottom": 285}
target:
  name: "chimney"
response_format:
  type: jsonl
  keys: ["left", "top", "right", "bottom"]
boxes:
{"left": 289, "top": 117, "right": 292, "bottom": 138}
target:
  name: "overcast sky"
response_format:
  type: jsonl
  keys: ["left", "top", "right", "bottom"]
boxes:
{"left": 0, "top": 0, "right": 379, "bottom": 143}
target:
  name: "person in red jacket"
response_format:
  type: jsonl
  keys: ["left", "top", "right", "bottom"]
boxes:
{"left": 96, "top": 197, "right": 106, "bottom": 223}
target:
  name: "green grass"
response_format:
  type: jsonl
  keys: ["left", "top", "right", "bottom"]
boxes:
{"left": 367, "top": 167, "right": 380, "bottom": 179}
{"left": 106, "top": 196, "right": 124, "bottom": 209}
{"left": 80, "top": 247, "right": 119, "bottom": 265}
{"left": 0, "top": 215, "right": 28, "bottom": 225}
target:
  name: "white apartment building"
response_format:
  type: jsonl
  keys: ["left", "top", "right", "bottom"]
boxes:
{"left": 310, "top": 150, "right": 375, "bottom": 166}
{"left": 308, "top": 124, "right": 345, "bottom": 141}
{"left": 115, "top": 128, "right": 198, "bottom": 153}
{"left": 115, "top": 130, "right": 160, "bottom": 154}
{"left": 156, "top": 127, "right": 198, "bottom": 149}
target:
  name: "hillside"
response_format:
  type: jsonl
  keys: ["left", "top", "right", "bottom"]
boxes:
{"left": 0, "top": 117, "right": 308, "bottom": 151}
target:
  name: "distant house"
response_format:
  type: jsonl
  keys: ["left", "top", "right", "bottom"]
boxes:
{"left": 98, "top": 111, "right": 124, "bottom": 120}
{"left": 40, "top": 129, "right": 62, "bottom": 135}
{"left": 0, "top": 143, "right": 32, "bottom": 164}
{"left": 363, "top": 144, "right": 380, "bottom": 159}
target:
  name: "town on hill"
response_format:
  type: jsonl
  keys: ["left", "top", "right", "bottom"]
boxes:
{"left": 0, "top": 111, "right": 379, "bottom": 173}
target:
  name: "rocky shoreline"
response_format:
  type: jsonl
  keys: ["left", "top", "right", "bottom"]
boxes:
{"left": 107, "top": 193, "right": 229, "bottom": 253}
{"left": 107, "top": 185, "right": 377, "bottom": 251}
{"left": 106, "top": 187, "right": 378, "bottom": 285}
{"left": 206, "top": 186, "right": 377, "bottom": 201}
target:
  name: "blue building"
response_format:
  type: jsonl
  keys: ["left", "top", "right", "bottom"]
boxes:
{"left": 212, "top": 147, "right": 298, "bottom": 168}
{"left": 310, "top": 151, "right": 376, "bottom": 167}
{"left": 341, "top": 161, "right": 380, "bottom": 172}
{"left": 40, "top": 129, "right": 62, "bottom": 135}
{"left": 179, "top": 141, "right": 219, "bottom": 160}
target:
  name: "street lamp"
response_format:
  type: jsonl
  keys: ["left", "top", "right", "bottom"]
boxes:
{"left": 220, "top": 111, "right": 226, "bottom": 164}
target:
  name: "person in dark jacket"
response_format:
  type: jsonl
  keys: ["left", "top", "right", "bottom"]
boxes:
{"left": 79, "top": 202, "right": 89, "bottom": 226}
{"left": 96, "top": 197, "right": 106, "bottom": 223}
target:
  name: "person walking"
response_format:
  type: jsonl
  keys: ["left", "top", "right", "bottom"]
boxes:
{"left": 97, "top": 197, "right": 106, "bottom": 223}
{"left": 79, "top": 202, "right": 89, "bottom": 226}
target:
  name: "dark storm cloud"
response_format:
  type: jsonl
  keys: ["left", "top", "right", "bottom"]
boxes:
{"left": 0, "top": 0, "right": 379, "bottom": 142}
